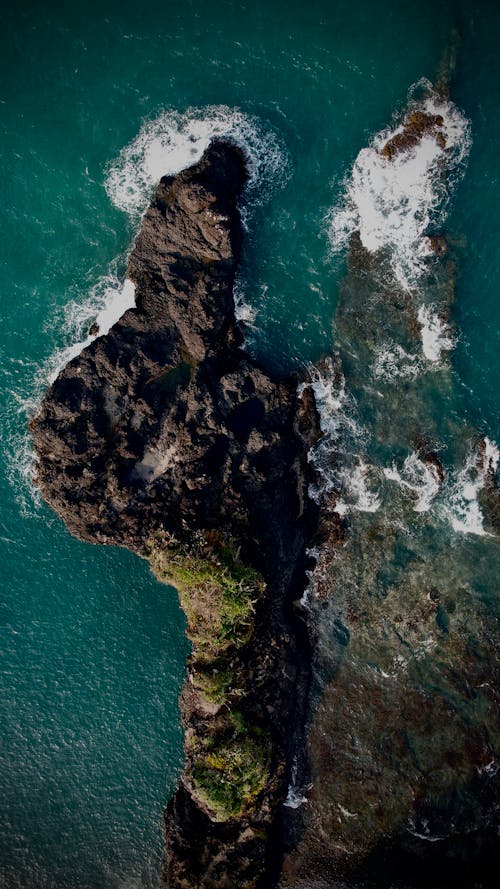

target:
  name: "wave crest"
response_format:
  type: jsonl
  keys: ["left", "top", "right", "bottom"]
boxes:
{"left": 327, "top": 80, "right": 471, "bottom": 290}
{"left": 383, "top": 451, "right": 442, "bottom": 513}
{"left": 443, "top": 438, "right": 499, "bottom": 536}
{"left": 302, "top": 358, "right": 380, "bottom": 514}
{"left": 104, "top": 106, "right": 291, "bottom": 219}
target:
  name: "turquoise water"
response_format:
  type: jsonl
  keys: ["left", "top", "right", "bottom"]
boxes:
{"left": 1, "top": 1, "right": 498, "bottom": 886}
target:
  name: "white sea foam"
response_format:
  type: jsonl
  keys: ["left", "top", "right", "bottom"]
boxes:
{"left": 299, "top": 545, "right": 321, "bottom": 608}
{"left": 407, "top": 816, "right": 446, "bottom": 844}
{"left": 46, "top": 277, "right": 136, "bottom": 383}
{"left": 443, "top": 437, "right": 499, "bottom": 535}
{"left": 343, "top": 458, "right": 381, "bottom": 513}
{"left": 233, "top": 277, "right": 258, "bottom": 326}
{"left": 372, "top": 343, "right": 422, "bottom": 382}
{"left": 383, "top": 451, "right": 442, "bottom": 513}
{"left": 283, "top": 786, "right": 309, "bottom": 809}
{"left": 417, "top": 304, "right": 455, "bottom": 361}
{"left": 328, "top": 81, "right": 471, "bottom": 290}
{"left": 303, "top": 358, "right": 360, "bottom": 495}
{"left": 302, "top": 359, "right": 380, "bottom": 513}
{"left": 104, "top": 106, "right": 290, "bottom": 219}
{"left": 283, "top": 756, "right": 310, "bottom": 809}
{"left": 2, "top": 390, "right": 43, "bottom": 516}
{"left": 3, "top": 275, "right": 136, "bottom": 512}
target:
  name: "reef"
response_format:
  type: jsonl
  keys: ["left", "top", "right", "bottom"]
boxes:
{"left": 30, "top": 140, "right": 321, "bottom": 888}
{"left": 278, "top": 100, "right": 500, "bottom": 888}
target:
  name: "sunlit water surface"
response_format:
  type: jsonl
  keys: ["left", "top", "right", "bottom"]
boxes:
{"left": 1, "top": 1, "right": 499, "bottom": 886}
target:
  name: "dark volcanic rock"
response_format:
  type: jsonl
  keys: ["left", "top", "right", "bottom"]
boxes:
{"left": 30, "top": 140, "right": 320, "bottom": 887}
{"left": 32, "top": 140, "right": 247, "bottom": 549}
{"left": 31, "top": 141, "right": 317, "bottom": 557}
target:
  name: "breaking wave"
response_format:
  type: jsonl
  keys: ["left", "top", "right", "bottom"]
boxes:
{"left": 4, "top": 273, "right": 137, "bottom": 514}
{"left": 341, "top": 458, "right": 381, "bottom": 514}
{"left": 301, "top": 358, "right": 380, "bottom": 514}
{"left": 328, "top": 80, "right": 471, "bottom": 290}
{"left": 417, "top": 304, "right": 455, "bottom": 362}
{"left": 104, "top": 106, "right": 291, "bottom": 220}
{"left": 383, "top": 451, "right": 442, "bottom": 513}
{"left": 372, "top": 343, "right": 422, "bottom": 382}
{"left": 2, "top": 383, "right": 43, "bottom": 516}
{"left": 443, "top": 438, "right": 499, "bottom": 536}
{"left": 46, "top": 276, "right": 136, "bottom": 384}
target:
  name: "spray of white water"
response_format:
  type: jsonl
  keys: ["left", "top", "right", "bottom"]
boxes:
{"left": 328, "top": 80, "right": 471, "bottom": 291}
{"left": 372, "top": 343, "right": 422, "bottom": 382}
{"left": 383, "top": 451, "right": 442, "bottom": 513}
{"left": 417, "top": 304, "right": 455, "bottom": 362}
{"left": 443, "top": 438, "right": 499, "bottom": 536}
{"left": 104, "top": 106, "right": 290, "bottom": 220}
{"left": 301, "top": 359, "right": 380, "bottom": 514}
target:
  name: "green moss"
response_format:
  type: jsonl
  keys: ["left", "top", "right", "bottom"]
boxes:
{"left": 191, "top": 711, "right": 271, "bottom": 821}
{"left": 192, "top": 664, "right": 244, "bottom": 707}
{"left": 148, "top": 533, "right": 270, "bottom": 820}
{"left": 148, "top": 531, "right": 265, "bottom": 661}
{"left": 178, "top": 341, "right": 198, "bottom": 369}
{"left": 144, "top": 360, "right": 193, "bottom": 397}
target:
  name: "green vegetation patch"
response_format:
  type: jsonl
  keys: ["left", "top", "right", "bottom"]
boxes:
{"left": 148, "top": 530, "right": 265, "bottom": 662}
{"left": 191, "top": 663, "right": 245, "bottom": 707}
{"left": 191, "top": 710, "right": 271, "bottom": 821}
{"left": 148, "top": 532, "right": 270, "bottom": 820}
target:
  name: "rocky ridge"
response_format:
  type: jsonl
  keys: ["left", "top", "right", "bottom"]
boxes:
{"left": 30, "top": 140, "right": 321, "bottom": 888}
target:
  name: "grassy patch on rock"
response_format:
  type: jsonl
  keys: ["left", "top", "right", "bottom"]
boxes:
{"left": 191, "top": 663, "right": 245, "bottom": 707}
{"left": 147, "top": 530, "right": 265, "bottom": 662}
{"left": 147, "top": 530, "right": 270, "bottom": 820}
{"left": 190, "top": 710, "right": 271, "bottom": 821}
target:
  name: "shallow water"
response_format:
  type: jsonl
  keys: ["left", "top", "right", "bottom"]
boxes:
{"left": 1, "top": 1, "right": 499, "bottom": 886}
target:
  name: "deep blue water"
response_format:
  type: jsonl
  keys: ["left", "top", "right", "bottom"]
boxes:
{"left": 0, "top": 1, "right": 498, "bottom": 886}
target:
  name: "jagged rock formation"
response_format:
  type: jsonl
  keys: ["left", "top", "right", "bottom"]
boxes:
{"left": 29, "top": 127, "right": 500, "bottom": 889}
{"left": 30, "top": 140, "right": 321, "bottom": 888}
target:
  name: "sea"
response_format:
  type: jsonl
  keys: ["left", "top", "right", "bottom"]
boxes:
{"left": 0, "top": 1, "right": 498, "bottom": 887}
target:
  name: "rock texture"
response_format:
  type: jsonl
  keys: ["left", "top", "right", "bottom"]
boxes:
{"left": 30, "top": 140, "right": 320, "bottom": 888}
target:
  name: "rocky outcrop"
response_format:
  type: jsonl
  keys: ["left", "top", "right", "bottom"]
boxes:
{"left": 30, "top": 140, "right": 320, "bottom": 887}
{"left": 30, "top": 117, "right": 500, "bottom": 889}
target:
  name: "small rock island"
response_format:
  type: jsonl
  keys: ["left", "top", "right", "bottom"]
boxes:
{"left": 30, "top": 140, "right": 322, "bottom": 888}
